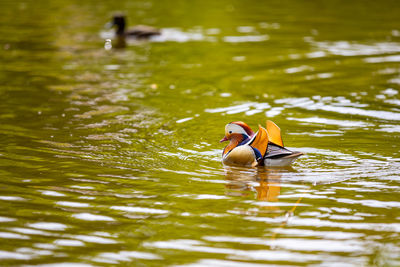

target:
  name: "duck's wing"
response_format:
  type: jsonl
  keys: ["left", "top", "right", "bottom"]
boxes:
{"left": 248, "top": 125, "right": 269, "bottom": 159}
{"left": 263, "top": 151, "right": 303, "bottom": 166}
{"left": 266, "top": 120, "right": 284, "bottom": 147}
{"left": 263, "top": 143, "right": 303, "bottom": 166}
{"left": 264, "top": 143, "right": 302, "bottom": 158}
{"left": 127, "top": 25, "right": 161, "bottom": 37}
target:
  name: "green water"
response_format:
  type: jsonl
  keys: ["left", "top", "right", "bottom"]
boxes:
{"left": 1, "top": 0, "right": 400, "bottom": 266}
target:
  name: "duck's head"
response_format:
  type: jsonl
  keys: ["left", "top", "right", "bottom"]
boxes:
{"left": 107, "top": 13, "right": 126, "bottom": 35}
{"left": 220, "top": 121, "right": 254, "bottom": 143}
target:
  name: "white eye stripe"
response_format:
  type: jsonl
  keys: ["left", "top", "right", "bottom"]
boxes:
{"left": 226, "top": 124, "right": 248, "bottom": 135}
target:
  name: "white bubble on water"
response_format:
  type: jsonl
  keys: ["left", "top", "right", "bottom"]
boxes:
{"left": 104, "top": 39, "right": 112, "bottom": 50}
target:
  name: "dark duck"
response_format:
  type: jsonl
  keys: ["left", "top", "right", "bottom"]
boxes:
{"left": 107, "top": 14, "right": 161, "bottom": 39}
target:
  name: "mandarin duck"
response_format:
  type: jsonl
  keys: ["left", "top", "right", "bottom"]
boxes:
{"left": 107, "top": 14, "right": 161, "bottom": 39}
{"left": 220, "top": 120, "right": 303, "bottom": 167}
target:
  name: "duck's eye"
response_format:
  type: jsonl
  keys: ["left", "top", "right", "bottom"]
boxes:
{"left": 229, "top": 131, "right": 232, "bottom": 134}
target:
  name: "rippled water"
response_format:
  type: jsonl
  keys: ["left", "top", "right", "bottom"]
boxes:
{"left": 1, "top": 0, "right": 400, "bottom": 266}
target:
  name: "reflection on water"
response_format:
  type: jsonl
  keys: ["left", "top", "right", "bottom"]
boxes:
{"left": 225, "top": 166, "right": 282, "bottom": 203}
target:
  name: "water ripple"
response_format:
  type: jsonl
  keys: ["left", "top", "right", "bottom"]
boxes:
{"left": 287, "top": 116, "right": 373, "bottom": 128}
{"left": 308, "top": 40, "right": 400, "bottom": 57}
{"left": 333, "top": 198, "right": 400, "bottom": 208}
{"left": 53, "top": 239, "right": 85, "bottom": 247}
{"left": 56, "top": 201, "right": 90, "bottom": 208}
{"left": 72, "top": 213, "right": 115, "bottom": 221}
{"left": 145, "top": 239, "right": 323, "bottom": 262}
{"left": 110, "top": 206, "right": 169, "bottom": 214}
{"left": 67, "top": 234, "right": 117, "bottom": 244}
{"left": 204, "top": 236, "right": 365, "bottom": 253}
{"left": 10, "top": 227, "right": 52, "bottom": 236}
{"left": 223, "top": 35, "right": 269, "bottom": 43}
{"left": 95, "top": 251, "right": 162, "bottom": 263}
{"left": 0, "top": 232, "right": 30, "bottom": 239}
{"left": 276, "top": 97, "right": 400, "bottom": 121}
{"left": 0, "top": 250, "right": 31, "bottom": 260}
{"left": 27, "top": 222, "right": 68, "bottom": 231}
{"left": 0, "top": 216, "right": 15, "bottom": 222}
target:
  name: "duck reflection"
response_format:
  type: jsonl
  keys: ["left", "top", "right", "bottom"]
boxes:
{"left": 112, "top": 36, "right": 127, "bottom": 49}
{"left": 224, "top": 166, "right": 296, "bottom": 212}
{"left": 104, "top": 36, "right": 127, "bottom": 49}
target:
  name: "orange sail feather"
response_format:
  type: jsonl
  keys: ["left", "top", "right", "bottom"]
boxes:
{"left": 250, "top": 125, "right": 269, "bottom": 157}
{"left": 266, "top": 120, "right": 284, "bottom": 147}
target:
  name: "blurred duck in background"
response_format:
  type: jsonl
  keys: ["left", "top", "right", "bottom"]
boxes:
{"left": 106, "top": 13, "right": 161, "bottom": 39}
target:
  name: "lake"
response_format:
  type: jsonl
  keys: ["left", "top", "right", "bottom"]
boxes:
{"left": 0, "top": 0, "right": 399, "bottom": 266}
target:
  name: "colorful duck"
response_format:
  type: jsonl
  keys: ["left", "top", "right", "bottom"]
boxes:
{"left": 220, "top": 120, "right": 303, "bottom": 167}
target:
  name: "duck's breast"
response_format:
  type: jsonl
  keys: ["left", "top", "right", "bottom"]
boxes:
{"left": 223, "top": 145, "right": 256, "bottom": 166}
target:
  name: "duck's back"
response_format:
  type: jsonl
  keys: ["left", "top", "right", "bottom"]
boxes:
{"left": 126, "top": 25, "right": 161, "bottom": 38}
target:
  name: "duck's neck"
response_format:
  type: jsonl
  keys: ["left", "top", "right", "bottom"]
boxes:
{"left": 116, "top": 22, "right": 125, "bottom": 35}
{"left": 223, "top": 134, "right": 249, "bottom": 156}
